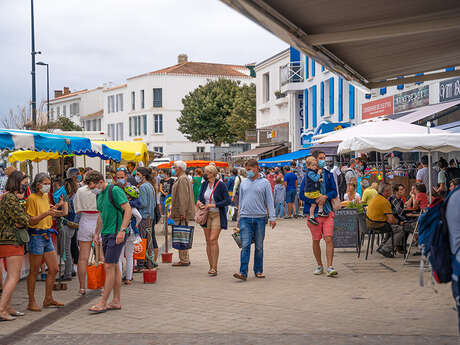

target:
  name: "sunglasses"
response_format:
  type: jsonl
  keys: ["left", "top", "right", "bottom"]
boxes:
{"left": 116, "top": 167, "right": 128, "bottom": 172}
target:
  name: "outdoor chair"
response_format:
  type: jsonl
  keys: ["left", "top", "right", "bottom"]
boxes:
{"left": 362, "top": 219, "right": 394, "bottom": 260}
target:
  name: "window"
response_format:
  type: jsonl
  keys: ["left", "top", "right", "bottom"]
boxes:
{"left": 129, "top": 115, "right": 147, "bottom": 136}
{"left": 153, "top": 88, "right": 162, "bottom": 108}
{"left": 92, "top": 119, "right": 97, "bottom": 131}
{"left": 70, "top": 103, "right": 79, "bottom": 115}
{"left": 98, "top": 119, "right": 101, "bottom": 131}
{"left": 263, "top": 73, "right": 270, "bottom": 103}
{"left": 116, "top": 122, "right": 124, "bottom": 140}
{"left": 62, "top": 105, "right": 66, "bottom": 116}
{"left": 86, "top": 120, "right": 91, "bottom": 131}
{"left": 50, "top": 108, "right": 54, "bottom": 120}
{"left": 117, "top": 93, "right": 123, "bottom": 112}
{"left": 196, "top": 146, "right": 205, "bottom": 153}
{"left": 153, "top": 114, "right": 163, "bottom": 133}
{"left": 131, "top": 91, "right": 135, "bottom": 110}
{"left": 140, "top": 90, "right": 145, "bottom": 109}
{"left": 56, "top": 106, "right": 60, "bottom": 116}
{"left": 107, "top": 123, "right": 116, "bottom": 140}
{"left": 153, "top": 146, "right": 163, "bottom": 153}
{"left": 107, "top": 96, "right": 111, "bottom": 113}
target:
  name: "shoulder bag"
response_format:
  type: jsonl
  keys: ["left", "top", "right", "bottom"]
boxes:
{"left": 194, "top": 181, "right": 220, "bottom": 225}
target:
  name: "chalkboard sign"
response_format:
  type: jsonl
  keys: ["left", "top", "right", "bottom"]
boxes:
{"left": 333, "top": 209, "right": 359, "bottom": 249}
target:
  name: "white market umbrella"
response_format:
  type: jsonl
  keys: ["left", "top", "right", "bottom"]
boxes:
{"left": 338, "top": 132, "right": 460, "bottom": 200}
{"left": 314, "top": 118, "right": 446, "bottom": 144}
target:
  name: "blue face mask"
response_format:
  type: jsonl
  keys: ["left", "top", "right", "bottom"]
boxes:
{"left": 318, "top": 160, "right": 326, "bottom": 168}
{"left": 247, "top": 170, "right": 255, "bottom": 179}
{"left": 171, "top": 169, "right": 176, "bottom": 176}
{"left": 118, "top": 178, "right": 126, "bottom": 185}
{"left": 77, "top": 175, "right": 82, "bottom": 182}
{"left": 135, "top": 176, "right": 142, "bottom": 183}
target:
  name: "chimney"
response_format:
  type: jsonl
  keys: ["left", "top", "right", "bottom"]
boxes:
{"left": 178, "top": 54, "right": 188, "bottom": 64}
{"left": 54, "top": 90, "right": 63, "bottom": 98}
{"left": 63, "top": 87, "right": 70, "bottom": 95}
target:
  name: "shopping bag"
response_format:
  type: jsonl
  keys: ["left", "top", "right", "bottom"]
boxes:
{"left": 133, "top": 238, "right": 147, "bottom": 260}
{"left": 232, "top": 231, "right": 242, "bottom": 248}
{"left": 172, "top": 224, "right": 194, "bottom": 250}
{"left": 227, "top": 206, "right": 235, "bottom": 220}
{"left": 87, "top": 245, "right": 105, "bottom": 290}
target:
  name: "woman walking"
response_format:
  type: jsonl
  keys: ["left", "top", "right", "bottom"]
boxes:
{"left": 0, "top": 171, "right": 30, "bottom": 321}
{"left": 26, "top": 173, "right": 64, "bottom": 311}
{"left": 74, "top": 176, "right": 99, "bottom": 295}
{"left": 197, "top": 165, "right": 231, "bottom": 276}
{"left": 136, "top": 167, "right": 159, "bottom": 268}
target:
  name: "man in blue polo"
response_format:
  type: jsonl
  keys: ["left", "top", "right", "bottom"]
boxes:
{"left": 284, "top": 166, "right": 297, "bottom": 219}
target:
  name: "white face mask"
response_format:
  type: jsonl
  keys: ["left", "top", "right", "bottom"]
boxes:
{"left": 91, "top": 188, "right": 102, "bottom": 195}
{"left": 40, "top": 184, "right": 51, "bottom": 193}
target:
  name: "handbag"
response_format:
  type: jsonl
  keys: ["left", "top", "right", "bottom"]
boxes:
{"left": 87, "top": 244, "right": 106, "bottom": 290}
{"left": 133, "top": 238, "right": 147, "bottom": 260}
{"left": 172, "top": 222, "right": 194, "bottom": 250}
{"left": 232, "top": 230, "right": 255, "bottom": 249}
{"left": 194, "top": 181, "right": 220, "bottom": 225}
{"left": 15, "top": 228, "right": 30, "bottom": 246}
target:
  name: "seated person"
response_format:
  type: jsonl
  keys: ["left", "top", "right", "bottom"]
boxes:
{"left": 304, "top": 156, "right": 326, "bottom": 225}
{"left": 450, "top": 178, "right": 460, "bottom": 192}
{"left": 366, "top": 183, "right": 401, "bottom": 258}
{"left": 408, "top": 183, "right": 428, "bottom": 210}
{"left": 344, "top": 183, "right": 361, "bottom": 203}
{"left": 361, "top": 181, "right": 378, "bottom": 204}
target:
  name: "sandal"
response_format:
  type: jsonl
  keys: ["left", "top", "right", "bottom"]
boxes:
{"left": 107, "top": 304, "right": 122, "bottom": 311}
{"left": 43, "top": 299, "right": 64, "bottom": 308}
{"left": 255, "top": 273, "right": 266, "bottom": 278}
{"left": 27, "top": 304, "right": 42, "bottom": 312}
{"left": 172, "top": 261, "right": 191, "bottom": 267}
{"left": 233, "top": 272, "right": 247, "bottom": 281}
{"left": 208, "top": 269, "right": 217, "bottom": 276}
{"left": 79, "top": 289, "right": 86, "bottom": 296}
{"left": 89, "top": 306, "right": 107, "bottom": 314}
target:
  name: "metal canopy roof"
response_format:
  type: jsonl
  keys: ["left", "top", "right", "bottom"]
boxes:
{"left": 221, "top": 0, "right": 460, "bottom": 89}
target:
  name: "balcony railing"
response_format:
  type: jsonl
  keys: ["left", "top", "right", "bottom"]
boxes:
{"left": 280, "top": 61, "right": 304, "bottom": 86}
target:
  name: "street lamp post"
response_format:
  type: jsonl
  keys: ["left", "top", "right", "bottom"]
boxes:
{"left": 36, "top": 62, "right": 49, "bottom": 123}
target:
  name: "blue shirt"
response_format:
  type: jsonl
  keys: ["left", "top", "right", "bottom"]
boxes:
{"left": 284, "top": 172, "right": 297, "bottom": 191}
{"left": 239, "top": 177, "right": 275, "bottom": 221}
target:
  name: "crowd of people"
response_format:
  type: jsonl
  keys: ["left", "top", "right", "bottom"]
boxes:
{"left": 0, "top": 153, "right": 458, "bottom": 325}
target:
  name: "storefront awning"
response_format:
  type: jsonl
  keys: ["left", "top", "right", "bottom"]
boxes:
{"left": 436, "top": 120, "right": 460, "bottom": 133}
{"left": 258, "top": 149, "right": 310, "bottom": 167}
{"left": 233, "top": 145, "right": 284, "bottom": 159}
{"left": 221, "top": 0, "right": 460, "bottom": 89}
{"left": 394, "top": 100, "right": 460, "bottom": 124}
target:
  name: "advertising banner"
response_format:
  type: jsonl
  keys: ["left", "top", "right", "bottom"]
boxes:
{"left": 362, "top": 96, "right": 394, "bottom": 120}
{"left": 394, "top": 85, "right": 429, "bottom": 113}
{"left": 439, "top": 77, "right": 460, "bottom": 103}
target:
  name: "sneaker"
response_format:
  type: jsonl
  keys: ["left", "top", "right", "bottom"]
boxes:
{"left": 313, "top": 266, "right": 324, "bottom": 275}
{"left": 326, "top": 267, "right": 338, "bottom": 277}
{"left": 377, "top": 247, "right": 394, "bottom": 258}
{"left": 308, "top": 218, "right": 319, "bottom": 225}
{"left": 318, "top": 211, "right": 328, "bottom": 217}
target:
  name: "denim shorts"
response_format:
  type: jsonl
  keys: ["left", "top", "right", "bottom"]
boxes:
{"left": 28, "top": 231, "right": 55, "bottom": 255}
{"left": 285, "top": 189, "right": 297, "bottom": 203}
{"left": 102, "top": 233, "right": 126, "bottom": 264}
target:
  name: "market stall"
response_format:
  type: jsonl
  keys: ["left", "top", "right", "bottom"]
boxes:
{"left": 94, "top": 141, "right": 148, "bottom": 164}
{"left": 258, "top": 149, "right": 310, "bottom": 167}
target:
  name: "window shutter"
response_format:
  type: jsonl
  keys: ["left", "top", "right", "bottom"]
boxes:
{"left": 129, "top": 117, "right": 132, "bottom": 136}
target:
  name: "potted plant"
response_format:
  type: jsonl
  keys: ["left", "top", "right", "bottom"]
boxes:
{"left": 274, "top": 90, "right": 286, "bottom": 99}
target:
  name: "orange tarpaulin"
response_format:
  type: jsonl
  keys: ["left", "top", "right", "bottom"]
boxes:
{"left": 157, "top": 160, "right": 229, "bottom": 169}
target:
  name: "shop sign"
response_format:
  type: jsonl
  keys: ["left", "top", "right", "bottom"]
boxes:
{"left": 394, "top": 85, "right": 429, "bottom": 113}
{"left": 439, "top": 77, "right": 460, "bottom": 103}
{"left": 361, "top": 96, "right": 394, "bottom": 120}
{"left": 298, "top": 93, "right": 304, "bottom": 145}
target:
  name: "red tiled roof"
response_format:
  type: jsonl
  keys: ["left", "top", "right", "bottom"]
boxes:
{"left": 50, "top": 89, "right": 88, "bottom": 102}
{"left": 128, "top": 62, "right": 251, "bottom": 80}
{"left": 103, "top": 84, "right": 127, "bottom": 92}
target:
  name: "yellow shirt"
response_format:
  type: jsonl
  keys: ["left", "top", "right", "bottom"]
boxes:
{"left": 362, "top": 187, "right": 378, "bottom": 204}
{"left": 366, "top": 194, "right": 392, "bottom": 222}
{"left": 26, "top": 192, "right": 52, "bottom": 229}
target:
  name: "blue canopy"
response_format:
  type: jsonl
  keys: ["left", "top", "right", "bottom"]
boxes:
{"left": 258, "top": 149, "right": 310, "bottom": 167}
{"left": 0, "top": 129, "right": 121, "bottom": 162}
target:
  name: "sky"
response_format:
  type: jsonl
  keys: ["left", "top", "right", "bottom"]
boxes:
{"left": 0, "top": 0, "right": 287, "bottom": 122}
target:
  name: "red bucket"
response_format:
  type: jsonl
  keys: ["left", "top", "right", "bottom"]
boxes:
{"left": 161, "top": 252, "right": 173, "bottom": 263}
{"left": 143, "top": 269, "right": 157, "bottom": 284}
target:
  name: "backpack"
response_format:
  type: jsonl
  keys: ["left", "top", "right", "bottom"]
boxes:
{"left": 418, "top": 186, "right": 459, "bottom": 284}
{"left": 337, "top": 170, "right": 350, "bottom": 201}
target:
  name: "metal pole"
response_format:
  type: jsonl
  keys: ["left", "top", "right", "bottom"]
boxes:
{"left": 428, "top": 152, "right": 432, "bottom": 203}
{"left": 46, "top": 64, "right": 49, "bottom": 123}
{"left": 31, "top": 0, "right": 37, "bottom": 127}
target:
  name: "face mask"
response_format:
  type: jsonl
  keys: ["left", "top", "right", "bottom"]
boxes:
{"left": 247, "top": 170, "right": 255, "bottom": 179}
{"left": 203, "top": 174, "right": 208, "bottom": 181}
{"left": 77, "top": 175, "right": 82, "bottom": 182}
{"left": 91, "top": 188, "right": 102, "bottom": 195}
{"left": 318, "top": 160, "right": 326, "bottom": 168}
{"left": 20, "top": 184, "right": 28, "bottom": 194}
{"left": 135, "top": 176, "right": 142, "bottom": 183}
{"left": 40, "top": 184, "right": 51, "bottom": 194}
{"left": 171, "top": 169, "right": 176, "bottom": 176}
{"left": 118, "top": 178, "right": 126, "bottom": 185}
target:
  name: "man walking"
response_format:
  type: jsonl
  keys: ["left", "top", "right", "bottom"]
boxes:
{"left": 170, "top": 161, "right": 195, "bottom": 266}
{"left": 233, "top": 159, "right": 276, "bottom": 281}
{"left": 283, "top": 166, "right": 297, "bottom": 218}
{"left": 86, "top": 171, "right": 132, "bottom": 313}
{"left": 300, "top": 151, "right": 338, "bottom": 277}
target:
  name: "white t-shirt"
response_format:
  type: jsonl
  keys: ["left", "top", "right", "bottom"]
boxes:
{"left": 344, "top": 192, "right": 361, "bottom": 203}
{"left": 204, "top": 182, "right": 218, "bottom": 212}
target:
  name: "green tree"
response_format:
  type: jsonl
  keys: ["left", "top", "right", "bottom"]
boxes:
{"left": 177, "top": 79, "right": 255, "bottom": 145}
{"left": 227, "top": 83, "right": 256, "bottom": 141}
{"left": 39, "top": 117, "right": 83, "bottom": 131}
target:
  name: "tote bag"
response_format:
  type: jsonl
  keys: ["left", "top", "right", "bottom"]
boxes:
{"left": 172, "top": 224, "right": 195, "bottom": 250}
{"left": 87, "top": 245, "right": 106, "bottom": 290}
{"left": 133, "top": 238, "right": 147, "bottom": 260}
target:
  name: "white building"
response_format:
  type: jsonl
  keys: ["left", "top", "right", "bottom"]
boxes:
{"left": 103, "top": 55, "right": 253, "bottom": 160}
{"left": 48, "top": 87, "right": 104, "bottom": 131}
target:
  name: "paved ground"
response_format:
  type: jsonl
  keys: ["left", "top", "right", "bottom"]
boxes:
{"left": 0, "top": 217, "right": 458, "bottom": 344}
